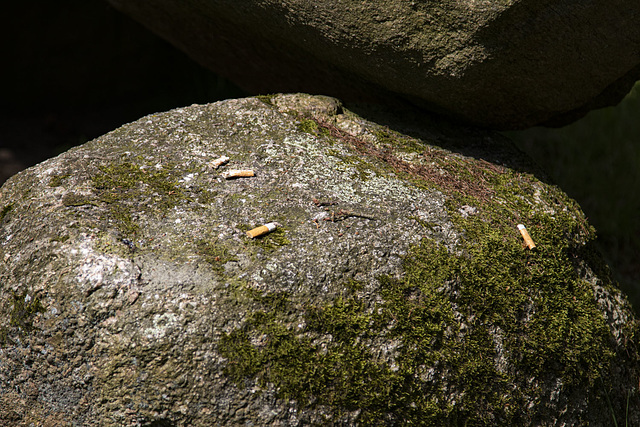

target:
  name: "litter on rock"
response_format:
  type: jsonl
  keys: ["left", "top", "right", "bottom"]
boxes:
{"left": 221, "top": 169, "right": 255, "bottom": 179}
{"left": 211, "top": 156, "right": 230, "bottom": 169}
{"left": 247, "top": 222, "right": 278, "bottom": 238}
{"left": 517, "top": 224, "right": 536, "bottom": 249}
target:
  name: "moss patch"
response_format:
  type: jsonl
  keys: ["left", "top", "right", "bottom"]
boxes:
{"left": 92, "top": 161, "right": 187, "bottom": 208}
{"left": 295, "top": 117, "right": 331, "bottom": 138}
{"left": 296, "top": 117, "right": 320, "bottom": 134}
{"left": 51, "top": 235, "right": 70, "bottom": 243}
{"left": 196, "top": 239, "right": 238, "bottom": 274}
{"left": 240, "top": 225, "right": 291, "bottom": 252}
{"left": 90, "top": 161, "right": 190, "bottom": 237}
{"left": 0, "top": 204, "right": 12, "bottom": 223}
{"left": 0, "top": 290, "right": 46, "bottom": 347}
{"left": 373, "top": 128, "right": 427, "bottom": 155}
{"left": 219, "top": 183, "right": 629, "bottom": 424}
{"left": 256, "top": 94, "right": 277, "bottom": 106}
{"left": 48, "top": 173, "right": 70, "bottom": 187}
{"left": 62, "top": 192, "right": 97, "bottom": 207}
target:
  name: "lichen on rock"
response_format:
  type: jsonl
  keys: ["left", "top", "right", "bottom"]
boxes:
{"left": 0, "top": 94, "right": 638, "bottom": 425}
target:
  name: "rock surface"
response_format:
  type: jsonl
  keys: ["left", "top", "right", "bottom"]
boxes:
{"left": 105, "top": 0, "right": 640, "bottom": 129}
{"left": 0, "top": 94, "right": 638, "bottom": 425}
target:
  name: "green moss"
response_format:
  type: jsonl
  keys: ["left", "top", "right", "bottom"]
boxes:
{"left": 240, "top": 225, "right": 291, "bottom": 252}
{"left": 374, "top": 128, "right": 421, "bottom": 153}
{"left": 109, "top": 203, "right": 139, "bottom": 236}
{"left": 295, "top": 117, "right": 331, "bottom": 138}
{"left": 196, "top": 239, "right": 238, "bottom": 274}
{"left": 91, "top": 161, "right": 190, "bottom": 237}
{"left": 51, "top": 235, "right": 70, "bottom": 243}
{"left": 92, "top": 162, "right": 187, "bottom": 206}
{"left": 373, "top": 129, "right": 395, "bottom": 145}
{"left": 62, "top": 192, "right": 96, "bottom": 207}
{"left": 216, "top": 107, "right": 630, "bottom": 422}
{"left": 219, "top": 194, "right": 624, "bottom": 423}
{"left": 0, "top": 290, "right": 46, "bottom": 347}
{"left": 0, "top": 204, "right": 12, "bottom": 223}
{"left": 371, "top": 127, "right": 429, "bottom": 155}
{"left": 220, "top": 296, "right": 396, "bottom": 421}
{"left": 409, "top": 215, "right": 440, "bottom": 230}
{"left": 256, "top": 94, "right": 277, "bottom": 105}
{"left": 297, "top": 118, "right": 320, "bottom": 134}
{"left": 195, "top": 189, "right": 217, "bottom": 205}
{"left": 48, "top": 173, "right": 70, "bottom": 187}
{"left": 344, "top": 278, "right": 365, "bottom": 293}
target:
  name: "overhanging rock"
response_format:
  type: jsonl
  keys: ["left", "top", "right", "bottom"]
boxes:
{"left": 105, "top": 0, "right": 640, "bottom": 129}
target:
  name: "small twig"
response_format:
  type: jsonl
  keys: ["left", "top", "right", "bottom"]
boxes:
{"left": 312, "top": 198, "right": 338, "bottom": 207}
{"left": 328, "top": 209, "right": 377, "bottom": 222}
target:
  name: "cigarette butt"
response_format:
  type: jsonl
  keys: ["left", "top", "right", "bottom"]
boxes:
{"left": 211, "top": 156, "right": 229, "bottom": 169}
{"left": 247, "top": 222, "right": 277, "bottom": 238}
{"left": 517, "top": 224, "right": 536, "bottom": 249}
{"left": 221, "top": 169, "right": 255, "bottom": 179}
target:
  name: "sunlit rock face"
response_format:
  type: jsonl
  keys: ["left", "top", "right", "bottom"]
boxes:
{"left": 0, "top": 94, "right": 637, "bottom": 425}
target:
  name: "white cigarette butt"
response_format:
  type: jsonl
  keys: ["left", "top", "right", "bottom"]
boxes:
{"left": 211, "top": 156, "right": 229, "bottom": 169}
{"left": 247, "top": 222, "right": 278, "bottom": 238}
{"left": 517, "top": 224, "right": 536, "bottom": 249}
{"left": 221, "top": 169, "right": 255, "bottom": 179}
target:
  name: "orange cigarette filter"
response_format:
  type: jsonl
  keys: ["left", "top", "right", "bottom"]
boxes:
{"left": 221, "top": 169, "right": 254, "bottom": 179}
{"left": 517, "top": 224, "right": 536, "bottom": 249}
{"left": 247, "top": 222, "right": 277, "bottom": 238}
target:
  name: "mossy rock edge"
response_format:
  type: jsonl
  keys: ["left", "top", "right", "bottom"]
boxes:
{"left": 0, "top": 94, "right": 638, "bottom": 426}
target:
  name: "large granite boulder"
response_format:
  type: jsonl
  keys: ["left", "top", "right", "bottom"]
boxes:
{"left": 1, "top": 94, "right": 638, "bottom": 425}
{"left": 104, "top": 0, "right": 640, "bottom": 129}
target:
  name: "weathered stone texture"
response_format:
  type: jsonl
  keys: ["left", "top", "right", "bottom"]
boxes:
{"left": 0, "top": 94, "right": 638, "bottom": 425}
{"left": 105, "top": 0, "right": 640, "bottom": 129}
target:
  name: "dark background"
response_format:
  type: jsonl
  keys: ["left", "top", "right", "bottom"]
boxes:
{"left": 0, "top": 0, "right": 246, "bottom": 183}
{"left": 1, "top": 0, "right": 638, "bottom": 311}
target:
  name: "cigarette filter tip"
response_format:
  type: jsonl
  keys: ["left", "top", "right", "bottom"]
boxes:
{"left": 221, "top": 169, "right": 255, "bottom": 179}
{"left": 517, "top": 224, "right": 536, "bottom": 249}
{"left": 246, "top": 222, "right": 278, "bottom": 238}
{"left": 211, "top": 156, "right": 230, "bottom": 169}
